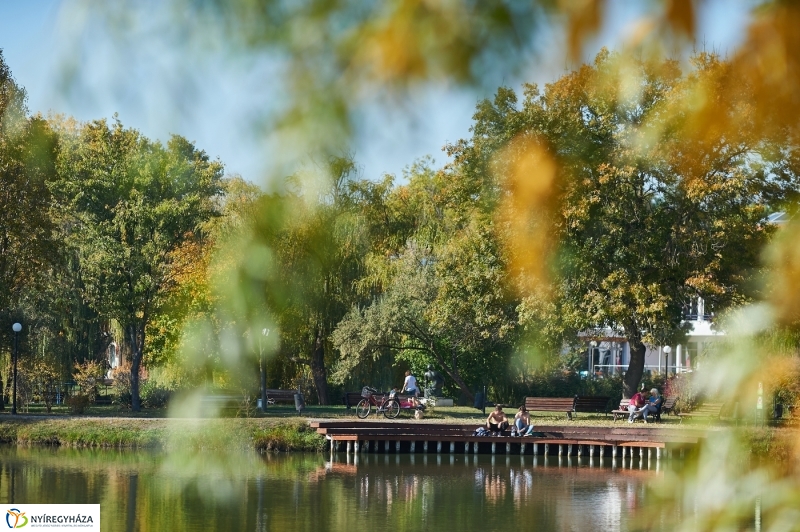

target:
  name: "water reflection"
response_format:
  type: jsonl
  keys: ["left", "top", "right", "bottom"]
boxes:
{"left": 0, "top": 446, "right": 676, "bottom": 532}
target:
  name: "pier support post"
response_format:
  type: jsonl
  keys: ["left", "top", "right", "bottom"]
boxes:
{"left": 396, "top": 441, "right": 400, "bottom": 453}
{"left": 534, "top": 443, "right": 539, "bottom": 455}
{"left": 506, "top": 443, "right": 511, "bottom": 454}
{"left": 544, "top": 443, "right": 549, "bottom": 456}
{"left": 437, "top": 441, "right": 442, "bottom": 454}
{"left": 577, "top": 445, "right": 583, "bottom": 457}
{"left": 450, "top": 442, "right": 455, "bottom": 454}
{"left": 612, "top": 445, "right": 618, "bottom": 458}
{"left": 558, "top": 445, "right": 563, "bottom": 456}
{"left": 410, "top": 441, "right": 416, "bottom": 453}
{"left": 474, "top": 441, "right": 478, "bottom": 454}
{"left": 491, "top": 443, "right": 496, "bottom": 454}
{"left": 354, "top": 441, "right": 360, "bottom": 453}
{"left": 568, "top": 444, "right": 573, "bottom": 456}
{"left": 346, "top": 441, "right": 352, "bottom": 454}
{"left": 521, "top": 443, "right": 526, "bottom": 455}
{"left": 424, "top": 441, "right": 428, "bottom": 453}
{"left": 464, "top": 442, "right": 470, "bottom": 454}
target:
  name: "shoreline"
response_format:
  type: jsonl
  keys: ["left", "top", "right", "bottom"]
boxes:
{"left": 0, "top": 416, "right": 327, "bottom": 453}
{"left": 1, "top": 412, "right": 795, "bottom": 459}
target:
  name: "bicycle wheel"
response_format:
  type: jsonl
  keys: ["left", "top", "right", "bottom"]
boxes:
{"left": 356, "top": 399, "right": 371, "bottom": 419}
{"left": 384, "top": 399, "right": 400, "bottom": 419}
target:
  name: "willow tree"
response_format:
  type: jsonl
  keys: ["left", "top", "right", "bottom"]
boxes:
{"left": 450, "top": 51, "right": 800, "bottom": 398}
{"left": 0, "top": 51, "right": 60, "bottom": 410}
{"left": 52, "top": 119, "right": 223, "bottom": 410}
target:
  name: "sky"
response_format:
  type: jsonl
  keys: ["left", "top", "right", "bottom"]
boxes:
{"left": 0, "top": 1, "right": 753, "bottom": 186}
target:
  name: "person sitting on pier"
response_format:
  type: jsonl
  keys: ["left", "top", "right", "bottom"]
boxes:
{"left": 628, "top": 388, "right": 647, "bottom": 423}
{"left": 639, "top": 388, "right": 663, "bottom": 423}
{"left": 513, "top": 405, "right": 535, "bottom": 436}
{"left": 486, "top": 404, "right": 509, "bottom": 435}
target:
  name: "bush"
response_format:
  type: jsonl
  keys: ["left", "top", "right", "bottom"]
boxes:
{"left": 66, "top": 394, "right": 91, "bottom": 415}
{"left": 73, "top": 360, "right": 105, "bottom": 402}
{"left": 111, "top": 363, "right": 133, "bottom": 408}
{"left": 141, "top": 382, "right": 171, "bottom": 408}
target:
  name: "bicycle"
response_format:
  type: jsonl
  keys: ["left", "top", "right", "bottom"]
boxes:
{"left": 356, "top": 387, "right": 401, "bottom": 419}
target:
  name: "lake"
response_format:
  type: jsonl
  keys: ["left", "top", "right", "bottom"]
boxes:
{"left": 0, "top": 446, "right": 677, "bottom": 531}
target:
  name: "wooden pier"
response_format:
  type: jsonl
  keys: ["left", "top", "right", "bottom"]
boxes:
{"left": 311, "top": 421, "right": 704, "bottom": 461}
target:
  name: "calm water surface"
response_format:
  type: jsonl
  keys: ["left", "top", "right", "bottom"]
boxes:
{"left": 0, "top": 446, "right": 675, "bottom": 531}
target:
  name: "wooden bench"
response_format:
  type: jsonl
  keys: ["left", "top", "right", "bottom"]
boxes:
{"left": 678, "top": 402, "right": 724, "bottom": 423}
{"left": 612, "top": 399, "right": 631, "bottom": 422}
{"left": 342, "top": 391, "right": 363, "bottom": 409}
{"left": 265, "top": 389, "right": 303, "bottom": 405}
{"left": 660, "top": 396, "right": 678, "bottom": 418}
{"left": 525, "top": 397, "right": 577, "bottom": 419}
{"left": 574, "top": 396, "right": 610, "bottom": 416}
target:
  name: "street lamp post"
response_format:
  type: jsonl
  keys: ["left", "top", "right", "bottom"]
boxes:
{"left": 663, "top": 346, "right": 672, "bottom": 376}
{"left": 12, "top": 322, "right": 22, "bottom": 415}
{"left": 259, "top": 328, "right": 270, "bottom": 412}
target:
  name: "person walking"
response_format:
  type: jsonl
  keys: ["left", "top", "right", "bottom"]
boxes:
{"left": 402, "top": 370, "right": 419, "bottom": 397}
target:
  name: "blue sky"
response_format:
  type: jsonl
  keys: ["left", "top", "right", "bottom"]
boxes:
{"left": 0, "top": 1, "right": 752, "bottom": 186}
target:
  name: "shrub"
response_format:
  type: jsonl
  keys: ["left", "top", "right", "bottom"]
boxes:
{"left": 111, "top": 363, "right": 133, "bottom": 408}
{"left": 141, "top": 382, "right": 171, "bottom": 409}
{"left": 73, "top": 360, "right": 105, "bottom": 402}
{"left": 66, "top": 394, "right": 91, "bottom": 415}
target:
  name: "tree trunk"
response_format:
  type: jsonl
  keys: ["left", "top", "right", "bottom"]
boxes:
{"left": 0, "top": 370, "right": 4, "bottom": 410}
{"left": 128, "top": 324, "right": 143, "bottom": 412}
{"left": 428, "top": 347, "right": 473, "bottom": 402}
{"left": 623, "top": 331, "right": 646, "bottom": 399}
{"left": 310, "top": 332, "right": 330, "bottom": 405}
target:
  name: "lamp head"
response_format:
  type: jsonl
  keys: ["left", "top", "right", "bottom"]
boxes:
{"left": 12, "top": 323, "right": 22, "bottom": 333}
{"left": 663, "top": 346, "right": 672, "bottom": 354}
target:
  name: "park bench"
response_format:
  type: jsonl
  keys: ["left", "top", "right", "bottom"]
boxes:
{"left": 525, "top": 397, "right": 577, "bottom": 419}
{"left": 343, "top": 391, "right": 363, "bottom": 409}
{"left": 265, "top": 389, "right": 304, "bottom": 406}
{"left": 678, "top": 401, "right": 724, "bottom": 423}
{"left": 574, "top": 396, "right": 611, "bottom": 416}
{"left": 611, "top": 399, "right": 630, "bottom": 422}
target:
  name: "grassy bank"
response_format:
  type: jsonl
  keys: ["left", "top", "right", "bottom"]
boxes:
{"left": 0, "top": 417, "right": 326, "bottom": 452}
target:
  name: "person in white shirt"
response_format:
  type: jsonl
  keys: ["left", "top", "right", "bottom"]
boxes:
{"left": 402, "top": 371, "right": 419, "bottom": 397}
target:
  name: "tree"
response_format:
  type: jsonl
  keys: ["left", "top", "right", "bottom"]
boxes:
{"left": 52, "top": 118, "right": 223, "bottom": 410}
{"left": 0, "top": 50, "right": 60, "bottom": 410}
{"left": 450, "top": 51, "right": 800, "bottom": 397}
{"left": 332, "top": 158, "right": 518, "bottom": 401}
{"left": 234, "top": 157, "right": 384, "bottom": 404}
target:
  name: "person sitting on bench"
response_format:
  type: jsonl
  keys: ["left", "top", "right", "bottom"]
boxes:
{"left": 628, "top": 388, "right": 647, "bottom": 423}
{"left": 639, "top": 388, "right": 663, "bottom": 423}
{"left": 486, "top": 405, "right": 509, "bottom": 434}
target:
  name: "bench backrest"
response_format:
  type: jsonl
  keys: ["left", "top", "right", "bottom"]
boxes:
{"left": 661, "top": 396, "right": 678, "bottom": 412}
{"left": 265, "top": 389, "right": 299, "bottom": 401}
{"left": 525, "top": 397, "right": 576, "bottom": 412}
{"left": 342, "top": 391, "right": 363, "bottom": 407}
{"left": 617, "top": 399, "right": 630, "bottom": 410}
{"left": 574, "top": 396, "right": 610, "bottom": 413}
